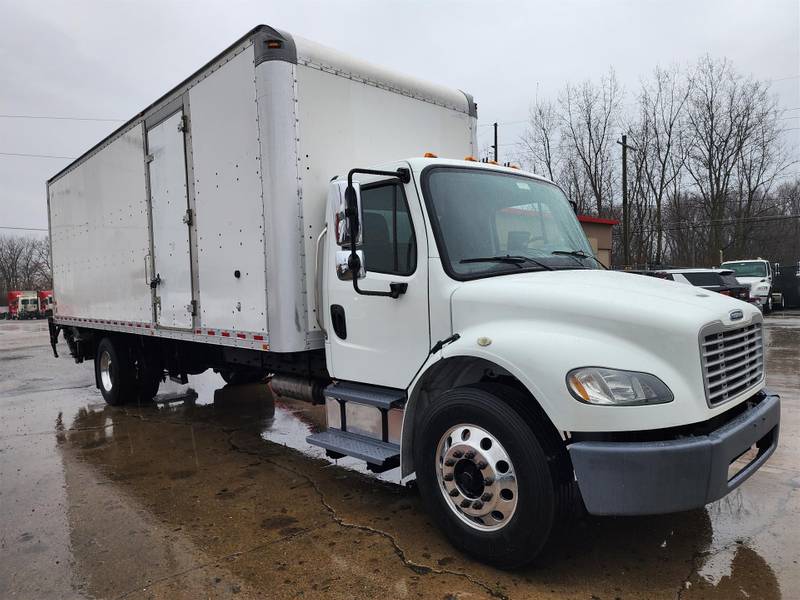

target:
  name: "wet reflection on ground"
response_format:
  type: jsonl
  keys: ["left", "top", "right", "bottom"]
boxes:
{"left": 1, "top": 314, "right": 798, "bottom": 599}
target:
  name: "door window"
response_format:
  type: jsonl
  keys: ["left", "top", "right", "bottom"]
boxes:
{"left": 360, "top": 183, "right": 416, "bottom": 276}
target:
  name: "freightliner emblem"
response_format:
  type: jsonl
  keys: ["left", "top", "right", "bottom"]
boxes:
{"left": 730, "top": 310, "right": 744, "bottom": 321}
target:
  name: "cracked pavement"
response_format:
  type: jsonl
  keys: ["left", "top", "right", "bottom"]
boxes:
{"left": 0, "top": 315, "right": 798, "bottom": 599}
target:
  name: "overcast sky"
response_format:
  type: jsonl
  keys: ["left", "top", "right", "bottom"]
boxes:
{"left": 1, "top": 0, "right": 798, "bottom": 233}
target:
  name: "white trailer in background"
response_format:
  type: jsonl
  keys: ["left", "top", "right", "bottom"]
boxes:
{"left": 48, "top": 26, "right": 779, "bottom": 567}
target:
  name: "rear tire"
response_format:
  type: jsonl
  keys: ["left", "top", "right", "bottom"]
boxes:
{"left": 413, "top": 383, "right": 570, "bottom": 568}
{"left": 95, "top": 337, "right": 137, "bottom": 406}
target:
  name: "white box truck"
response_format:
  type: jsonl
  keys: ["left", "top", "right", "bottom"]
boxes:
{"left": 47, "top": 25, "right": 780, "bottom": 567}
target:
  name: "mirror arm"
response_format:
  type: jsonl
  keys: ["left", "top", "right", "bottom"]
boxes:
{"left": 346, "top": 167, "right": 411, "bottom": 299}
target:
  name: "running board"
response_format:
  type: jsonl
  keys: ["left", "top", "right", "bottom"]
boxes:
{"left": 307, "top": 429, "right": 400, "bottom": 473}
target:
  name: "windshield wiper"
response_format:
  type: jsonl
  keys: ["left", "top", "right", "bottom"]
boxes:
{"left": 551, "top": 249, "right": 607, "bottom": 269}
{"left": 460, "top": 255, "right": 553, "bottom": 271}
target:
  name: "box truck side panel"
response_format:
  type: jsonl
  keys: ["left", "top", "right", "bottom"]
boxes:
{"left": 49, "top": 125, "right": 152, "bottom": 324}
{"left": 189, "top": 45, "right": 269, "bottom": 335}
{"left": 293, "top": 61, "right": 476, "bottom": 337}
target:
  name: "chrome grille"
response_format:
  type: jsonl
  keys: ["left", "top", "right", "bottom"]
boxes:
{"left": 701, "top": 321, "right": 764, "bottom": 406}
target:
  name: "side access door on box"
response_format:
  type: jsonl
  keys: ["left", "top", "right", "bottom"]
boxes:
{"left": 145, "top": 108, "right": 195, "bottom": 330}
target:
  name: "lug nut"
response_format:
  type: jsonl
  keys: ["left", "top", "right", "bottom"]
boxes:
{"left": 476, "top": 461, "right": 488, "bottom": 470}
{"left": 449, "top": 488, "right": 460, "bottom": 497}
{"left": 483, "top": 477, "right": 494, "bottom": 486}
{"left": 460, "top": 499, "right": 472, "bottom": 508}
{"left": 472, "top": 500, "right": 483, "bottom": 509}
{"left": 464, "top": 451, "right": 475, "bottom": 459}
{"left": 481, "top": 492, "right": 493, "bottom": 501}
{"left": 453, "top": 450, "right": 464, "bottom": 458}
{"left": 444, "top": 458, "right": 456, "bottom": 467}
{"left": 443, "top": 473, "right": 454, "bottom": 481}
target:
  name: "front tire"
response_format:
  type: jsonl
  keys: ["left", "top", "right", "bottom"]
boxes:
{"left": 413, "top": 384, "right": 567, "bottom": 568}
{"left": 95, "top": 337, "right": 137, "bottom": 405}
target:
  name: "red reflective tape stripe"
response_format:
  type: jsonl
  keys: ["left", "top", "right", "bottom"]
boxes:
{"left": 221, "top": 331, "right": 230, "bottom": 337}
{"left": 236, "top": 333, "right": 246, "bottom": 339}
{"left": 207, "top": 330, "right": 215, "bottom": 336}
{"left": 253, "top": 335, "right": 264, "bottom": 341}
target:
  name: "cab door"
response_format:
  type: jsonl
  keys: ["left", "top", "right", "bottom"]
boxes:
{"left": 146, "top": 110, "right": 194, "bottom": 329}
{"left": 323, "top": 167, "right": 430, "bottom": 389}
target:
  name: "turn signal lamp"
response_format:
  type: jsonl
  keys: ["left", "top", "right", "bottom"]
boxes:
{"left": 424, "top": 152, "right": 438, "bottom": 158}
{"left": 488, "top": 160, "right": 498, "bottom": 165}
{"left": 464, "top": 156, "right": 477, "bottom": 162}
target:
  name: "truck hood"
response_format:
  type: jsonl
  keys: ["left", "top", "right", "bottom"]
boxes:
{"left": 450, "top": 269, "right": 758, "bottom": 333}
{"left": 734, "top": 276, "right": 766, "bottom": 290}
{"left": 446, "top": 269, "right": 763, "bottom": 432}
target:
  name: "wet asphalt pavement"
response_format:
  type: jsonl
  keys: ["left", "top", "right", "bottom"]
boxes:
{"left": 0, "top": 315, "right": 798, "bottom": 600}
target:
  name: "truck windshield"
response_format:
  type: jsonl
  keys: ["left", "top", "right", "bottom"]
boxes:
{"left": 422, "top": 167, "right": 597, "bottom": 279}
{"left": 724, "top": 262, "right": 766, "bottom": 277}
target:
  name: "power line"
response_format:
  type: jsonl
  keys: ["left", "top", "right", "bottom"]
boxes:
{"left": 0, "top": 114, "right": 125, "bottom": 123}
{"left": 0, "top": 152, "right": 76, "bottom": 159}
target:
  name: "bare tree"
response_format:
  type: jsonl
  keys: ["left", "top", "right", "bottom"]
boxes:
{"left": 559, "top": 69, "right": 623, "bottom": 217}
{"left": 637, "top": 66, "right": 690, "bottom": 263}
{"left": 0, "top": 235, "right": 52, "bottom": 302}
{"left": 684, "top": 56, "right": 774, "bottom": 263}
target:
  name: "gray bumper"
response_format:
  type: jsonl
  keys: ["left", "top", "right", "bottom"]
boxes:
{"left": 568, "top": 391, "right": 780, "bottom": 516}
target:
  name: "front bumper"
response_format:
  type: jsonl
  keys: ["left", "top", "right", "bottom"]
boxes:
{"left": 568, "top": 391, "right": 780, "bottom": 516}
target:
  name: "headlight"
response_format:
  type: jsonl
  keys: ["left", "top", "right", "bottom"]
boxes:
{"left": 567, "top": 367, "right": 674, "bottom": 406}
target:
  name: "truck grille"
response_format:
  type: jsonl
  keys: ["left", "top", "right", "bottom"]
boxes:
{"left": 701, "top": 322, "right": 764, "bottom": 406}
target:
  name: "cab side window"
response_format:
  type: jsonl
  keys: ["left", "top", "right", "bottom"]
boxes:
{"left": 360, "top": 183, "right": 416, "bottom": 276}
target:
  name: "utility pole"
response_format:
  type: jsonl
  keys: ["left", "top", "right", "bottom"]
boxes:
{"left": 493, "top": 122, "right": 498, "bottom": 162}
{"left": 617, "top": 134, "right": 635, "bottom": 267}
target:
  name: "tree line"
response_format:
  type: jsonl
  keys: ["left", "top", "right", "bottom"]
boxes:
{"left": 0, "top": 235, "right": 52, "bottom": 302}
{"left": 517, "top": 56, "right": 799, "bottom": 268}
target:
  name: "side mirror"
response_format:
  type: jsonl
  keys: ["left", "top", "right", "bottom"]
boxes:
{"left": 330, "top": 180, "right": 362, "bottom": 246}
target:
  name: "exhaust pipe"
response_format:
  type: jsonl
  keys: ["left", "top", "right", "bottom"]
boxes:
{"left": 269, "top": 374, "right": 327, "bottom": 404}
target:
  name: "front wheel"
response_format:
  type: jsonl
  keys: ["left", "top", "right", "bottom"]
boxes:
{"left": 413, "top": 384, "right": 566, "bottom": 568}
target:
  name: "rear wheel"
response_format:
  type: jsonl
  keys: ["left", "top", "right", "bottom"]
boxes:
{"left": 95, "top": 337, "right": 137, "bottom": 406}
{"left": 413, "top": 384, "right": 570, "bottom": 568}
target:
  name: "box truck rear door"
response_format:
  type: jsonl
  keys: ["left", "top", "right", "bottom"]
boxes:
{"left": 146, "top": 111, "right": 194, "bottom": 329}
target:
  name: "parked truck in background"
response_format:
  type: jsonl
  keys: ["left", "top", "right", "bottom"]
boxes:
{"left": 38, "top": 290, "right": 54, "bottom": 318}
{"left": 47, "top": 26, "right": 780, "bottom": 567}
{"left": 721, "top": 258, "right": 782, "bottom": 312}
{"left": 6, "top": 291, "right": 23, "bottom": 319}
{"left": 9, "top": 290, "right": 39, "bottom": 319}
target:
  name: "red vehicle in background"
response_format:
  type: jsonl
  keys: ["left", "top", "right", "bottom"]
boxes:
{"left": 6, "top": 291, "right": 24, "bottom": 319}
{"left": 38, "top": 290, "right": 54, "bottom": 318}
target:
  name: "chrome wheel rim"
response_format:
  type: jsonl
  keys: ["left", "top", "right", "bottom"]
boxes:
{"left": 99, "top": 350, "right": 114, "bottom": 392}
{"left": 435, "top": 423, "right": 518, "bottom": 532}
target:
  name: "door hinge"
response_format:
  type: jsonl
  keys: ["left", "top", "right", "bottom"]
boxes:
{"left": 186, "top": 300, "right": 197, "bottom": 316}
{"left": 182, "top": 208, "right": 193, "bottom": 225}
{"left": 177, "top": 115, "right": 189, "bottom": 132}
{"left": 145, "top": 153, "right": 154, "bottom": 163}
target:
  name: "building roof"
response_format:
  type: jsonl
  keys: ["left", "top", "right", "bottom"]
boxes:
{"left": 577, "top": 215, "right": 619, "bottom": 226}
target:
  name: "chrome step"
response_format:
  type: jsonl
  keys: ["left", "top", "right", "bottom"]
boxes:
{"left": 307, "top": 429, "right": 400, "bottom": 473}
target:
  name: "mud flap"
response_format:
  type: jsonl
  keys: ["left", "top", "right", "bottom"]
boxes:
{"left": 47, "top": 317, "right": 61, "bottom": 358}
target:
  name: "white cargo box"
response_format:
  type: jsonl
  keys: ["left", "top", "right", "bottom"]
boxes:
{"left": 48, "top": 25, "right": 476, "bottom": 353}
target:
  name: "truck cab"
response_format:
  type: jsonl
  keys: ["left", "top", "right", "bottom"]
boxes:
{"left": 17, "top": 292, "right": 39, "bottom": 320}
{"left": 309, "top": 157, "right": 779, "bottom": 566}
{"left": 721, "top": 258, "right": 780, "bottom": 312}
